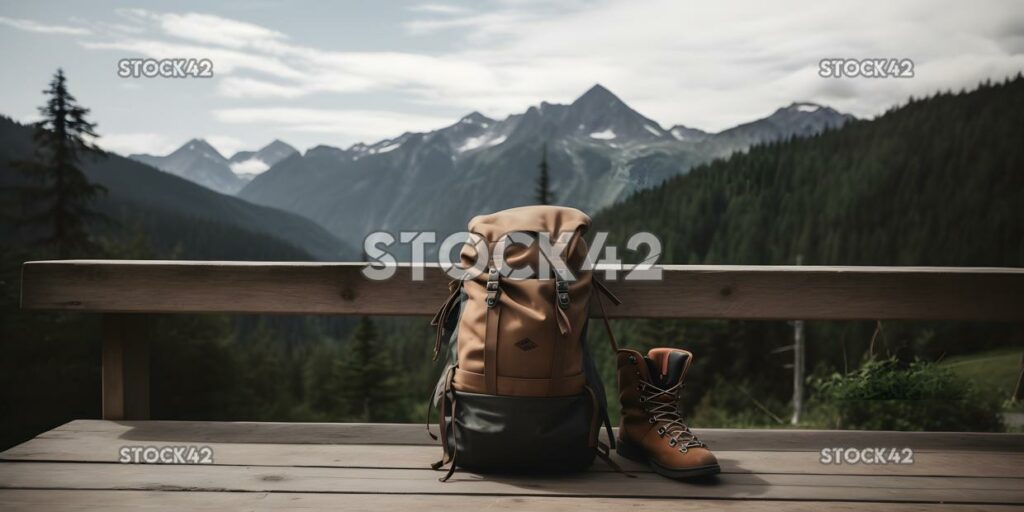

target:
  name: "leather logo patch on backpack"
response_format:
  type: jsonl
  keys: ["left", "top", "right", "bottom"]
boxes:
{"left": 515, "top": 337, "right": 538, "bottom": 351}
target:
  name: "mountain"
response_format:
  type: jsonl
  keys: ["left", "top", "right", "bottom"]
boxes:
{"left": 668, "top": 125, "right": 708, "bottom": 141}
{"left": 130, "top": 139, "right": 243, "bottom": 195}
{"left": 129, "top": 139, "right": 298, "bottom": 194}
{"left": 238, "top": 84, "right": 854, "bottom": 248}
{"left": 0, "top": 117, "right": 354, "bottom": 260}
{"left": 596, "top": 76, "right": 1024, "bottom": 267}
{"left": 710, "top": 102, "right": 854, "bottom": 147}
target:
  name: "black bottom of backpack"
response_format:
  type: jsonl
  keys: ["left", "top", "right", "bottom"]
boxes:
{"left": 443, "top": 390, "right": 597, "bottom": 473}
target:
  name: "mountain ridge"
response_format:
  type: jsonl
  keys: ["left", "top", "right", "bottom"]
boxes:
{"left": 238, "top": 84, "right": 853, "bottom": 248}
{"left": 130, "top": 138, "right": 298, "bottom": 194}
{"left": 0, "top": 116, "right": 353, "bottom": 260}
{"left": 595, "top": 76, "right": 1023, "bottom": 268}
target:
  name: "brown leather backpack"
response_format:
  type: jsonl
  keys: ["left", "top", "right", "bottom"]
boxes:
{"left": 429, "top": 205, "right": 619, "bottom": 480}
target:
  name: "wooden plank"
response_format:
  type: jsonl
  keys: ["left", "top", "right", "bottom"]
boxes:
{"left": 3, "top": 490, "right": 1019, "bottom": 512}
{"left": 5, "top": 434, "right": 1023, "bottom": 478}
{"left": 101, "top": 315, "right": 149, "bottom": 420}
{"left": 0, "top": 462, "right": 1020, "bottom": 504}
{"left": 20, "top": 260, "right": 1024, "bottom": 320}
{"left": 32, "top": 420, "right": 1024, "bottom": 452}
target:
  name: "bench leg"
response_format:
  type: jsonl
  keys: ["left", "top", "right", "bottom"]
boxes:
{"left": 101, "top": 314, "right": 150, "bottom": 420}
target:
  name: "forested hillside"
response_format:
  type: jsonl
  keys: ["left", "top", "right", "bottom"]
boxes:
{"left": 0, "top": 115, "right": 353, "bottom": 261}
{"left": 585, "top": 76, "right": 1023, "bottom": 428}
{"left": 596, "top": 75, "right": 1023, "bottom": 267}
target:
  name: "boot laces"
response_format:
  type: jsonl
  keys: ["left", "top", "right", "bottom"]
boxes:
{"left": 640, "top": 381, "right": 706, "bottom": 452}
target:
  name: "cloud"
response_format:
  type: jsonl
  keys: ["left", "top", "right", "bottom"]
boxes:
{"left": 79, "top": 38, "right": 306, "bottom": 79}
{"left": 205, "top": 135, "right": 246, "bottom": 157}
{"left": 397, "top": 0, "right": 1024, "bottom": 129}
{"left": 230, "top": 158, "right": 270, "bottom": 175}
{"left": 407, "top": 4, "right": 470, "bottom": 15}
{"left": 216, "top": 77, "right": 309, "bottom": 99}
{"left": 99, "top": 132, "right": 176, "bottom": 156}
{"left": 31, "top": 1, "right": 1024, "bottom": 143}
{"left": 0, "top": 16, "right": 92, "bottom": 35}
{"left": 212, "top": 108, "right": 453, "bottom": 143}
{"left": 157, "top": 12, "right": 288, "bottom": 49}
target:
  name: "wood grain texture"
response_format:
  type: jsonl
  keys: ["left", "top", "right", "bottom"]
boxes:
{"left": 101, "top": 315, "right": 149, "bottom": 420}
{"left": 3, "top": 421, "right": 1022, "bottom": 508}
{"left": 4, "top": 490, "right": 1016, "bottom": 512}
{"left": 1, "top": 462, "right": 1021, "bottom": 504}
{"left": 20, "top": 260, "right": 1024, "bottom": 320}
{"left": 6, "top": 434, "right": 1023, "bottom": 478}
{"left": 30, "top": 420, "right": 1024, "bottom": 452}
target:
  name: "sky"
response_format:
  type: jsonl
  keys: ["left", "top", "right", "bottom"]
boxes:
{"left": 1, "top": 0, "right": 1022, "bottom": 166}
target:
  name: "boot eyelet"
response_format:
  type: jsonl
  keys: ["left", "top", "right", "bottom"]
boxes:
{"left": 657, "top": 427, "right": 666, "bottom": 436}
{"left": 679, "top": 447, "right": 689, "bottom": 454}
{"left": 648, "top": 417, "right": 656, "bottom": 424}
{"left": 669, "top": 439, "right": 677, "bottom": 447}
{"left": 639, "top": 396, "right": 645, "bottom": 403}
{"left": 627, "top": 355, "right": 637, "bottom": 364}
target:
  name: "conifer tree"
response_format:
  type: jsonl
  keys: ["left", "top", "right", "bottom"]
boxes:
{"left": 14, "top": 69, "right": 107, "bottom": 257}
{"left": 535, "top": 143, "right": 553, "bottom": 205}
{"left": 337, "top": 316, "right": 403, "bottom": 421}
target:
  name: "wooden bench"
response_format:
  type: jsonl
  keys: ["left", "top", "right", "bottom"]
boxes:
{"left": 4, "top": 260, "right": 1024, "bottom": 510}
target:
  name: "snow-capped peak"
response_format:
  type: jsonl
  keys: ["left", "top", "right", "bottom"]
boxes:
{"left": 787, "top": 102, "right": 824, "bottom": 113}
{"left": 459, "top": 111, "right": 493, "bottom": 126}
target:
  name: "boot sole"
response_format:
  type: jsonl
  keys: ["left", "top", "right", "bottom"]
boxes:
{"left": 616, "top": 437, "right": 721, "bottom": 479}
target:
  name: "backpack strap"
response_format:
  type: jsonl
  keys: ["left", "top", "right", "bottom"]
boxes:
{"left": 483, "top": 267, "right": 502, "bottom": 394}
{"left": 592, "top": 278, "right": 621, "bottom": 352}
{"left": 430, "top": 366, "right": 459, "bottom": 482}
{"left": 430, "top": 281, "right": 463, "bottom": 361}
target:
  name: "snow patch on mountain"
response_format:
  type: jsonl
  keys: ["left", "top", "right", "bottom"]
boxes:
{"left": 373, "top": 142, "right": 402, "bottom": 154}
{"left": 458, "top": 134, "right": 507, "bottom": 153}
{"left": 589, "top": 129, "right": 616, "bottom": 140}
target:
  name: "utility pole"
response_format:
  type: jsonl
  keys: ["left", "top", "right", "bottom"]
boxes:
{"left": 791, "top": 254, "right": 805, "bottom": 425}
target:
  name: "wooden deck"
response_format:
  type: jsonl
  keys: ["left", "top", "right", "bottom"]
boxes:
{"left": 12, "top": 261, "right": 1024, "bottom": 509}
{"left": 2, "top": 420, "right": 1022, "bottom": 511}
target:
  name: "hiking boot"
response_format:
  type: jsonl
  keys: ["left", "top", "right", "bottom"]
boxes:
{"left": 615, "top": 347, "right": 720, "bottom": 478}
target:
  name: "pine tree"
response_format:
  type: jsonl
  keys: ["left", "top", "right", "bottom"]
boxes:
{"left": 14, "top": 69, "right": 107, "bottom": 257}
{"left": 535, "top": 143, "right": 553, "bottom": 205}
{"left": 337, "top": 316, "right": 404, "bottom": 421}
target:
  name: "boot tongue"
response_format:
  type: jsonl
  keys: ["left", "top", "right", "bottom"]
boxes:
{"left": 646, "top": 348, "right": 691, "bottom": 388}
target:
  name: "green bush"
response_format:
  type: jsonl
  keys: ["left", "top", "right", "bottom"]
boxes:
{"left": 689, "top": 378, "right": 788, "bottom": 428}
{"left": 808, "top": 358, "right": 1004, "bottom": 431}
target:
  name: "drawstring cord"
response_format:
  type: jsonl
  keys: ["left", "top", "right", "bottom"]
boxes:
{"left": 592, "top": 278, "right": 621, "bottom": 352}
{"left": 430, "top": 282, "right": 462, "bottom": 361}
{"left": 430, "top": 366, "right": 459, "bottom": 481}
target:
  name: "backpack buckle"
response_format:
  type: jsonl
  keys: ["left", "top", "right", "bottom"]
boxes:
{"left": 556, "top": 279, "right": 570, "bottom": 309}
{"left": 485, "top": 268, "right": 501, "bottom": 308}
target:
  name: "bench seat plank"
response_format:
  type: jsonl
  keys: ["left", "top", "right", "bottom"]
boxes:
{"left": 4, "top": 490, "right": 1019, "bottom": 512}
{"left": 0, "top": 461, "right": 1021, "bottom": 504}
